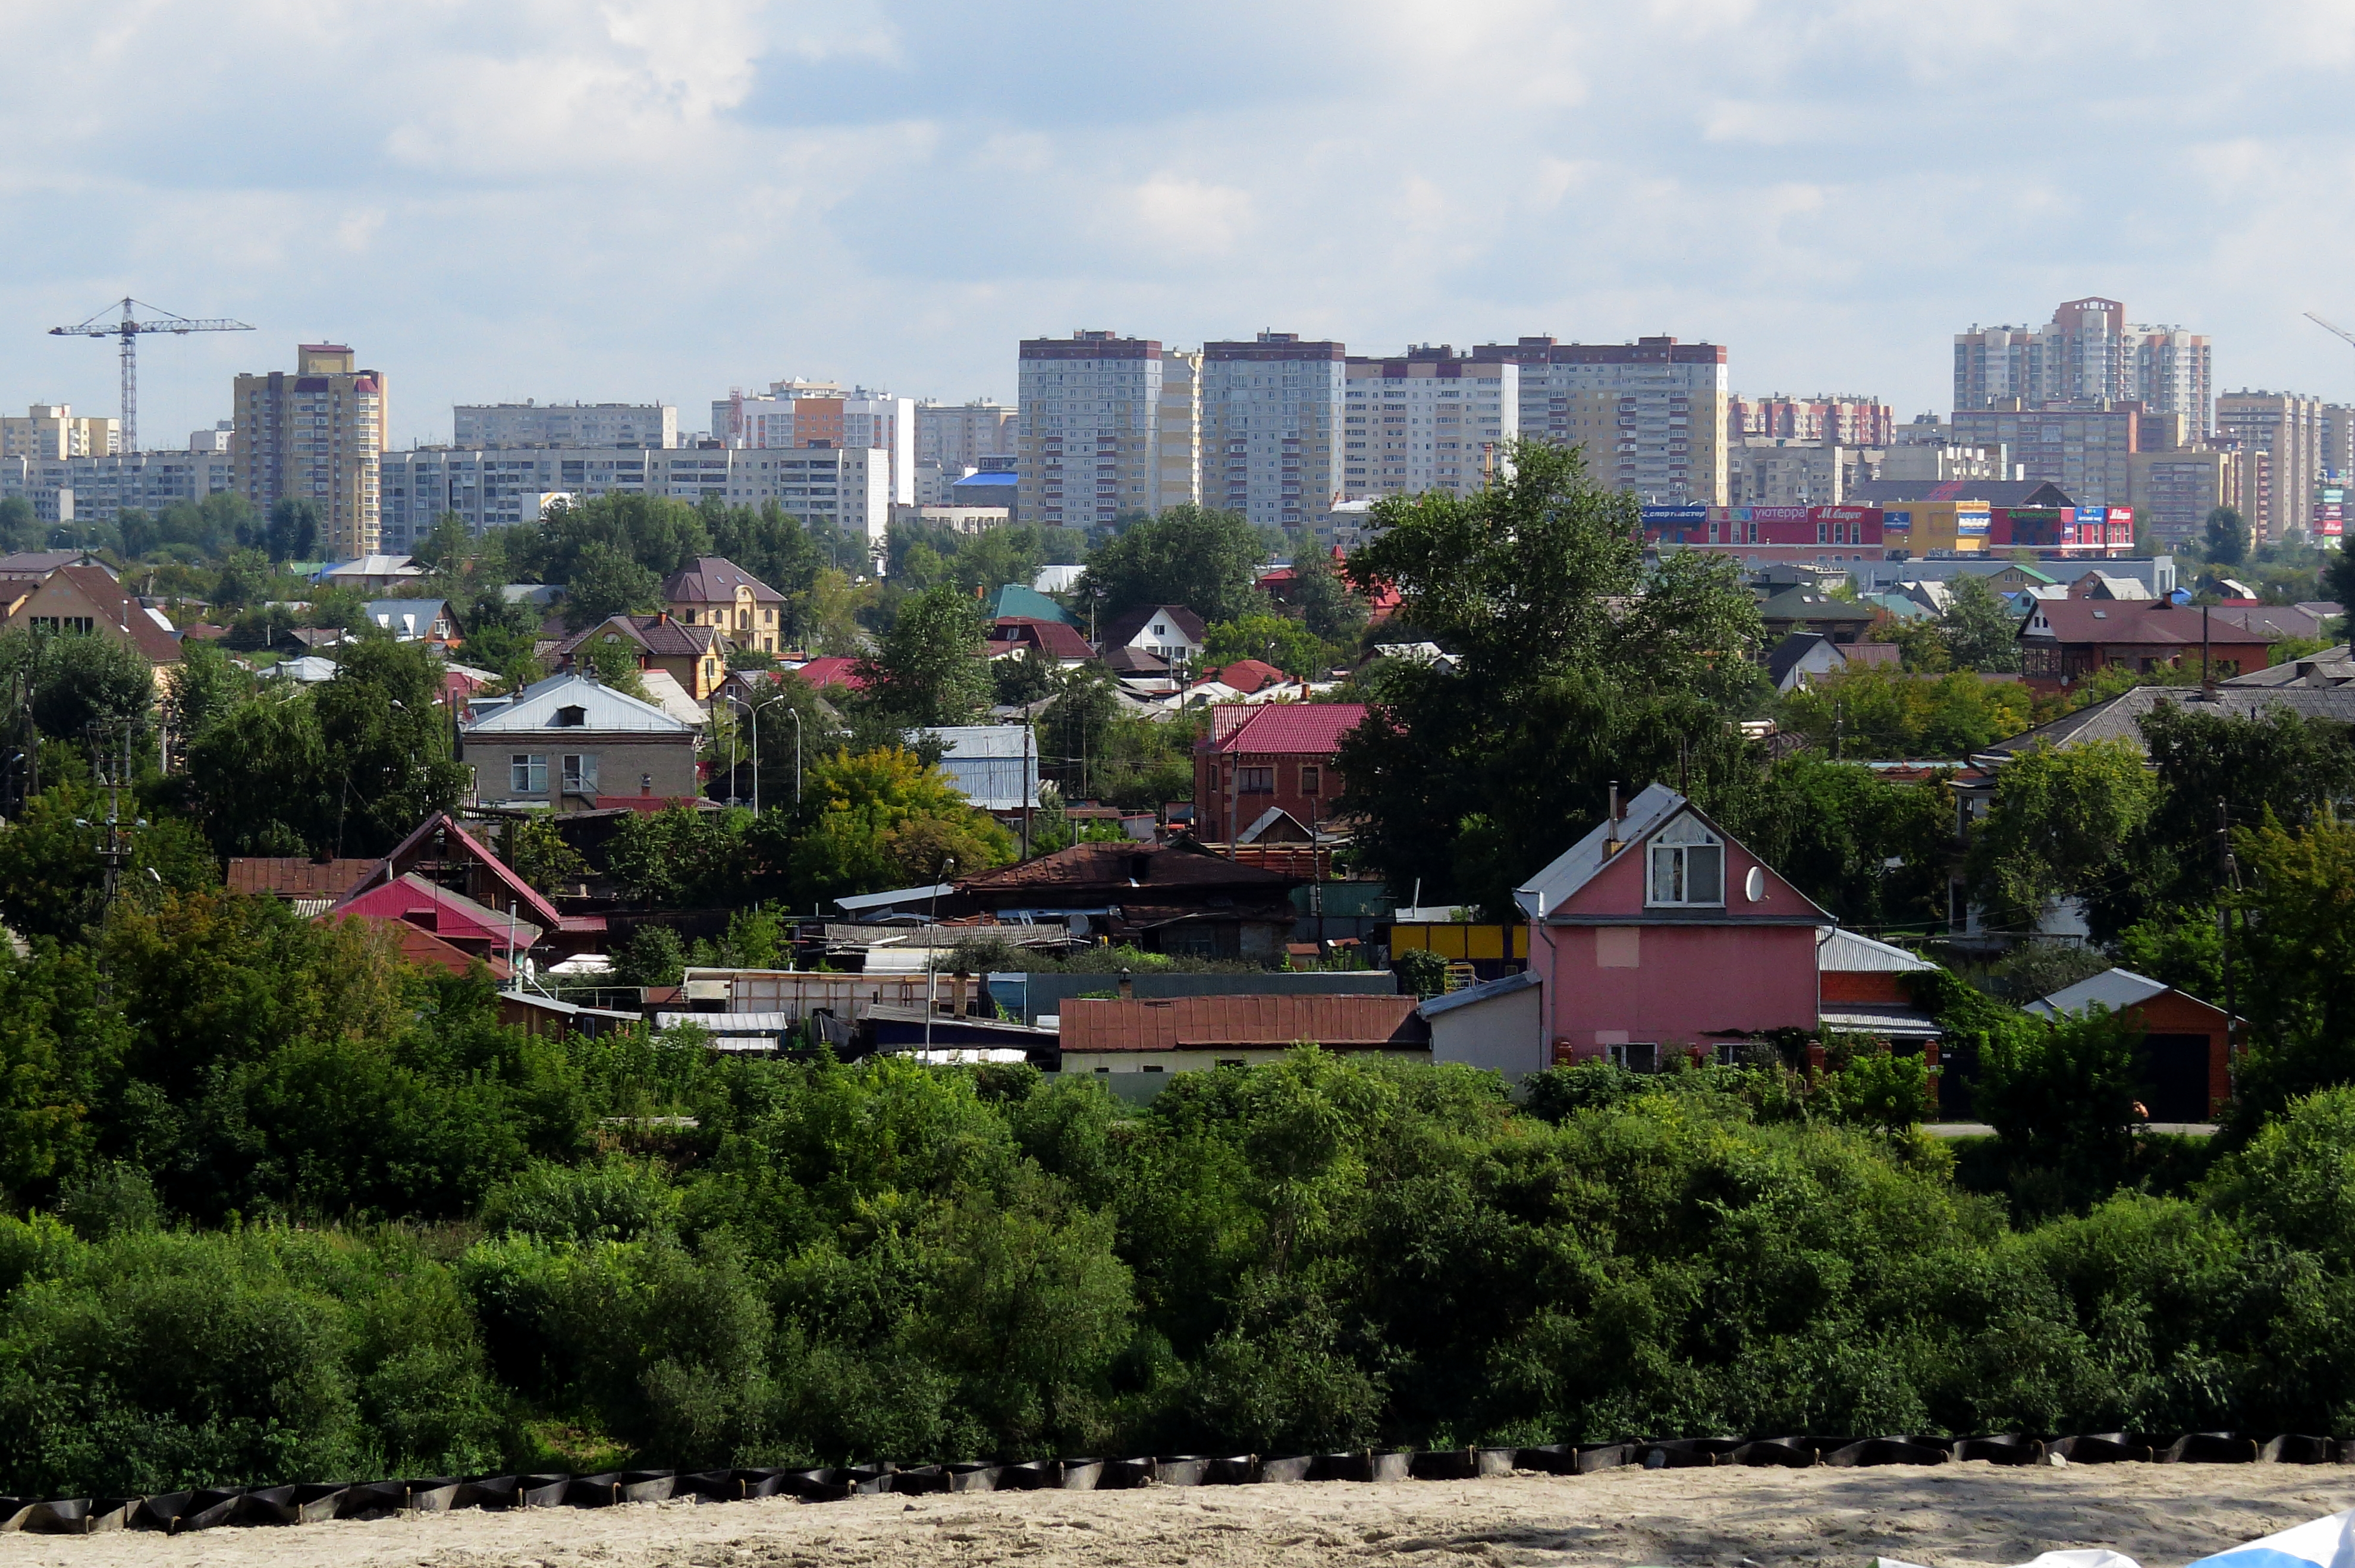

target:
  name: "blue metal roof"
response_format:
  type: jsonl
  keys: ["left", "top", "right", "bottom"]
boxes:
{"left": 953, "top": 470, "right": 1018, "bottom": 488}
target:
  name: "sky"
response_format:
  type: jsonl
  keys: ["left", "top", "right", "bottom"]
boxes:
{"left": 8, "top": 0, "right": 2355, "bottom": 452}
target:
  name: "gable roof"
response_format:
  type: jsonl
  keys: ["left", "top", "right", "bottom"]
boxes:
{"left": 991, "top": 585, "right": 1078, "bottom": 626}
{"left": 361, "top": 598, "right": 454, "bottom": 638}
{"left": 661, "top": 556, "right": 784, "bottom": 604}
{"left": 789, "top": 655, "right": 869, "bottom": 692}
{"left": 1978, "top": 683, "right": 2355, "bottom": 761}
{"left": 1512, "top": 783, "right": 1830, "bottom": 925}
{"left": 1197, "top": 658, "right": 1291, "bottom": 694}
{"left": 2020, "top": 599, "right": 2273, "bottom": 648}
{"left": 330, "top": 912, "right": 513, "bottom": 982}
{"left": 1767, "top": 632, "right": 1843, "bottom": 692}
{"left": 1060, "top": 994, "right": 1428, "bottom": 1053}
{"left": 2023, "top": 966, "right": 2227, "bottom": 1022}
{"left": 367, "top": 810, "right": 573, "bottom": 934}
{"left": 20, "top": 564, "right": 183, "bottom": 663}
{"left": 960, "top": 837, "right": 1298, "bottom": 897}
{"left": 1100, "top": 604, "right": 1208, "bottom": 649}
{"left": 1819, "top": 927, "right": 1939, "bottom": 973}
{"left": 460, "top": 671, "right": 693, "bottom": 735}
{"left": 554, "top": 612, "right": 724, "bottom": 661}
{"left": 332, "top": 872, "right": 542, "bottom": 950}
{"left": 1757, "top": 586, "right": 1877, "bottom": 623}
{"left": 1208, "top": 702, "right": 1368, "bottom": 755}
{"left": 989, "top": 617, "right": 1097, "bottom": 661}
{"left": 2227, "top": 645, "right": 2355, "bottom": 687}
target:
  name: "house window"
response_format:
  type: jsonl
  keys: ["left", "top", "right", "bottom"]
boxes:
{"left": 1238, "top": 766, "right": 1274, "bottom": 793}
{"left": 553, "top": 704, "right": 586, "bottom": 727}
{"left": 1647, "top": 815, "right": 1725, "bottom": 907}
{"left": 562, "top": 753, "right": 599, "bottom": 795}
{"left": 510, "top": 753, "right": 548, "bottom": 794}
{"left": 737, "top": 608, "right": 750, "bottom": 629}
{"left": 1299, "top": 765, "right": 1321, "bottom": 796}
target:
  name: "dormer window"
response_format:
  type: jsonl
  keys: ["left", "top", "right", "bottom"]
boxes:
{"left": 1647, "top": 815, "right": 1724, "bottom": 907}
{"left": 554, "top": 704, "right": 587, "bottom": 727}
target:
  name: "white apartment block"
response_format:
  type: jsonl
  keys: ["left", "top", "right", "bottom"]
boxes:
{"left": 1955, "top": 298, "right": 2213, "bottom": 436}
{"left": 1471, "top": 336, "right": 1729, "bottom": 506}
{"left": 1018, "top": 332, "right": 1195, "bottom": 529}
{"left": 454, "top": 401, "right": 677, "bottom": 449}
{"left": 2, "top": 404, "right": 121, "bottom": 461}
{"left": 915, "top": 400, "right": 1017, "bottom": 472}
{"left": 714, "top": 381, "right": 914, "bottom": 506}
{"left": 1201, "top": 334, "right": 1344, "bottom": 532}
{"left": 1, "top": 450, "right": 236, "bottom": 523}
{"left": 1340, "top": 348, "right": 1516, "bottom": 505}
{"left": 379, "top": 445, "right": 889, "bottom": 551}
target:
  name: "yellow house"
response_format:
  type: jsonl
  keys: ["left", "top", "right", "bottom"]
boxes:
{"left": 661, "top": 557, "right": 786, "bottom": 654}
{"left": 0, "top": 563, "right": 182, "bottom": 665}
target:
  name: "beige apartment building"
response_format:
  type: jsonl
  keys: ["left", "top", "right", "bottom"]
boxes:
{"left": 1202, "top": 334, "right": 1344, "bottom": 532}
{"left": 1018, "top": 331, "right": 1198, "bottom": 529}
{"left": 914, "top": 399, "right": 1018, "bottom": 472}
{"left": 1471, "top": 336, "right": 1729, "bottom": 506}
{"left": 1340, "top": 347, "right": 1516, "bottom": 505}
{"left": 2128, "top": 448, "right": 2240, "bottom": 548}
{"left": 2215, "top": 390, "right": 2324, "bottom": 542}
{"left": 1157, "top": 351, "right": 1202, "bottom": 513}
{"left": 2, "top": 404, "right": 120, "bottom": 461}
{"left": 1955, "top": 298, "right": 2212, "bottom": 436}
{"left": 231, "top": 344, "right": 386, "bottom": 560}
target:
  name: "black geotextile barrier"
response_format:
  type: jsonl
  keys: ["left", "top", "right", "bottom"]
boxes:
{"left": 3, "top": 1432, "right": 2350, "bottom": 1534}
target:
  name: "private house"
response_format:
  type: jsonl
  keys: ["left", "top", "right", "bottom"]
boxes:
{"left": 1098, "top": 604, "right": 1206, "bottom": 666}
{"left": 990, "top": 585, "right": 1078, "bottom": 626}
{"left": 2025, "top": 967, "right": 2232, "bottom": 1124}
{"left": 2016, "top": 599, "right": 2275, "bottom": 686}
{"left": 337, "top": 810, "right": 608, "bottom": 950}
{"left": 2227, "top": 646, "right": 2355, "bottom": 689}
{"left": 1515, "top": 784, "right": 1832, "bottom": 1069}
{"left": 360, "top": 598, "right": 460, "bottom": 643}
{"left": 661, "top": 557, "right": 786, "bottom": 653}
{"left": 1816, "top": 928, "right": 1941, "bottom": 1044}
{"left": 1194, "top": 702, "right": 1365, "bottom": 841}
{"left": 315, "top": 555, "right": 429, "bottom": 593}
{"left": 1059, "top": 994, "right": 1430, "bottom": 1074}
{"left": 1976, "top": 683, "right": 2355, "bottom": 763}
{"left": 1756, "top": 586, "right": 1879, "bottom": 648}
{"left": 1767, "top": 633, "right": 1900, "bottom": 693}
{"left": 1421, "top": 972, "right": 1546, "bottom": 1080}
{"left": 953, "top": 838, "right": 1302, "bottom": 960}
{"left": 459, "top": 670, "right": 700, "bottom": 813}
{"left": 332, "top": 873, "right": 541, "bottom": 964}
{"left": 554, "top": 612, "right": 731, "bottom": 703}
{"left": 1180, "top": 659, "right": 1302, "bottom": 706}
{"left": 0, "top": 562, "right": 181, "bottom": 665}
{"left": 787, "top": 655, "right": 868, "bottom": 693}
{"left": 987, "top": 617, "right": 1097, "bottom": 665}
{"left": 908, "top": 724, "right": 1041, "bottom": 813}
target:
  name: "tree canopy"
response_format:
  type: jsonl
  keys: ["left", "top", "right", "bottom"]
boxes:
{"left": 1078, "top": 505, "right": 1270, "bottom": 624}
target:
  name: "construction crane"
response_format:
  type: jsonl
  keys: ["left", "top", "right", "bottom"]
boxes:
{"left": 48, "top": 297, "right": 253, "bottom": 454}
{"left": 2306, "top": 311, "right": 2355, "bottom": 357}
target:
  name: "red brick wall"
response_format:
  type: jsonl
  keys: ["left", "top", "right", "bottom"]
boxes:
{"left": 1195, "top": 749, "right": 1341, "bottom": 839}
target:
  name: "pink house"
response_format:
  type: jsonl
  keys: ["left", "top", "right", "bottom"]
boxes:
{"left": 1514, "top": 784, "right": 1830, "bottom": 1070}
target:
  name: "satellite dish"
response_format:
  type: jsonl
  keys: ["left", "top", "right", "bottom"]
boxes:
{"left": 1067, "top": 913, "right": 1092, "bottom": 940}
{"left": 1745, "top": 866, "right": 1766, "bottom": 903}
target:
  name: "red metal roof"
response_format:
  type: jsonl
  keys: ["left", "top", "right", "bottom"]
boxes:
{"left": 333, "top": 872, "right": 542, "bottom": 950}
{"left": 790, "top": 656, "right": 869, "bottom": 691}
{"left": 1060, "top": 994, "right": 1427, "bottom": 1054}
{"left": 1210, "top": 702, "right": 1368, "bottom": 755}
{"left": 328, "top": 912, "right": 513, "bottom": 981}
{"left": 1198, "top": 658, "right": 1289, "bottom": 693}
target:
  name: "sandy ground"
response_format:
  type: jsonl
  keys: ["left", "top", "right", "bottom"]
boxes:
{"left": 2, "top": 1467, "right": 2348, "bottom": 1568}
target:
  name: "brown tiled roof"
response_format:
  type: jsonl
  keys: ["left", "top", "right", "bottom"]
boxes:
{"left": 1100, "top": 604, "right": 1207, "bottom": 649}
{"left": 662, "top": 556, "right": 784, "bottom": 604}
{"left": 2022, "top": 600, "right": 2275, "bottom": 648}
{"left": 555, "top": 614, "right": 721, "bottom": 661}
{"left": 1060, "top": 994, "right": 1429, "bottom": 1054}
{"left": 960, "top": 838, "right": 1298, "bottom": 897}
{"left": 228, "top": 857, "right": 379, "bottom": 898}
{"left": 49, "top": 564, "right": 182, "bottom": 664}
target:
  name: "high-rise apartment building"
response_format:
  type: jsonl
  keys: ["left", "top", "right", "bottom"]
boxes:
{"left": 454, "top": 401, "right": 676, "bottom": 448}
{"left": 1200, "top": 334, "right": 1346, "bottom": 532}
{"left": 1954, "top": 298, "right": 2212, "bottom": 435}
{"left": 715, "top": 381, "right": 915, "bottom": 506}
{"left": 1, "top": 450, "right": 236, "bottom": 524}
{"left": 1339, "top": 347, "right": 1515, "bottom": 504}
{"left": 380, "top": 444, "right": 888, "bottom": 550}
{"left": 1472, "top": 336, "right": 1729, "bottom": 505}
{"left": 2128, "top": 448, "right": 2241, "bottom": 547}
{"left": 1016, "top": 331, "right": 1196, "bottom": 530}
{"left": 1949, "top": 400, "right": 2138, "bottom": 508}
{"left": 2, "top": 404, "right": 121, "bottom": 461}
{"left": 1157, "top": 353, "right": 1201, "bottom": 513}
{"left": 230, "top": 344, "right": 386, "bottom": 560}
{"left": 1729, "top": 395, "right": 1894, "bottom": 448}
{"left": 2215, "top": 390, "right": 2326, "bottom": 542}
{"left": 914, "top": 400, "right": 1017, "bottom": 472}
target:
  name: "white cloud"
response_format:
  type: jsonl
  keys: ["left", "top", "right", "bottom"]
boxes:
{"left": 7, "top": 0, "right": 2355, "bottom": 442}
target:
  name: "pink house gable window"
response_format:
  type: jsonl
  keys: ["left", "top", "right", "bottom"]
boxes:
{"left": 1646, "top": 816, "right": 1724, "bottom": 907}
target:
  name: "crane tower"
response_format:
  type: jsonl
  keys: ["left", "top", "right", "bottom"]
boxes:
{"left": 47, "top": 297, "right": 255, "bottom": 454}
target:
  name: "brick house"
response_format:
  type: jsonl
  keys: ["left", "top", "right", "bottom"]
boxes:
{"left": 1515, "top": 783, "right": 1831, "bottom": 1069}
{"left": 554, "top": 612, "right": 731, "bottom": 702}
{"left": 2017, "top": 599, "right": 2275, "bottom": 687}
{"left": 0, "top": 562, "right": 181, "bottom": 665}
{"left": 661, "top": 557, "right": 786, "bottom": 654}
{"left": 2026, "top": 968, "right": 2233, "bottom": 1124}
{"left": 1194, "top": 702, "right": 1366, "bottom": 844}
{"left": 460, "top": 670, "right": 701, "bottom": 813}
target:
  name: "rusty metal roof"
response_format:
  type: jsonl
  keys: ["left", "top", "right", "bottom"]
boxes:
{"left": 227, "top": 857, "right": 379, "bottom": 898}
{"left": 1060, "top": 994, "right": 1428, "bottom": 1053}
{"left": 963, "top": 838, "right": 1298, "bottom": 896}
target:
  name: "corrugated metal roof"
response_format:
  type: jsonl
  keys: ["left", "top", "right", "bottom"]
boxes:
{"left": 461, "top": 671, "right": 694, "bottom": 734}
{"left": 1060, "top": 994, "right": 1428, "bottom": 1053}
{"left": 963, "top": 839, "right": 1296, "bottom": 895}
{"left": 1512, "top": 783, "right": 1686, "bottom": 917}
{"left": 1418, "top": 969, "right": 1541, "bottom": 1019}
{"left": 1817, "top": 927, "right": 1939, "bottom": 973}
{"left": 2025, "top": 967, "right": 2175, "bottom": 1019}
{"left": 1211, "top": 703, "right": 1369, "bottom": 755}
{"left": 1980, "top": 684, "right": 2355, "bottom": 760}
{"left": 1819, "top": 1003, "right": 1941, "bottom": 1038}
{"left": 227, "top": 857, "right": 378, "bottom": 897}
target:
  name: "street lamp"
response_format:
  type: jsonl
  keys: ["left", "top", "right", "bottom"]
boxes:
{"left": 718, "top": 692, "right": 759, "bottom": 814}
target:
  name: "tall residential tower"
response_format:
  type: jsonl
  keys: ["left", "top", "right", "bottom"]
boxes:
{"left": 230, "top": 344, "right": 386, "bottom": 559}
{"left": 1201, "top": 333, "right": 1346, "bottom": 531}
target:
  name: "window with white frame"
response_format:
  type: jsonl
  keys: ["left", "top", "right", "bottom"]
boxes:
{"left": 562, "top": 753, "right": 599, "bottom": 795}
{"left": 1647, "top": 815, "right": 1724, "bottom": 907}
{"left": 510, "top": 753, "right": 548, "bottom": 794}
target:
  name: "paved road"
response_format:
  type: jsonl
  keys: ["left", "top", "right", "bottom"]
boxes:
{"left": 1926, "top": 1123, "right": 2219, "bottom": 1139}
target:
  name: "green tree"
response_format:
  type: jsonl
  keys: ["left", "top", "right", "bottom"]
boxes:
{"left": 0, "top": 497, "right": 37, "bottom": 552}
{"left": 1040, "top": 665, "right": 1120, "bottom": 797}
{"left": 21, "top": 631, "right": 154, "bottom": 743}
{"left": 1201, "top": 614, "right": 1328, "bottom": 680}
{"left": 858, "top": 583, "right": 989, "bottom": 726}
{"left": 0, "top": 782, "right": 219, "bottom": 940}
{"left": 506, "top": 816, "right": 589, "bottom": 895}
{"left": 785, "top": 747, "right": 1014, "bottom": 906}
{"left": 265, "top": 498, "right": 321, "bottom": 563}
{"left": 2206, "top": 505, "right": 2250, "bottom": 567}
{"left": 1079, "top": 505, "right": 1269, "bottom": 624}
{"left": 565, "top": 543, "right": 662, "bottom": 629}
{"left": 1940, "top": 574, "right": 2024, "bottom": 672}
{"left": 1974, "top": 1006, "right": 2146, "bottom": 1185}
{"left": 162, "top": 638, "right": 253, "bottom": 744}
{"left": 2230, "top": 816, "right": 2355, "bottom": 1129}
{"left": 1286, "top": 546, "right": 1367, "bottom": 643}
{"left": 1964, "top": 739, "right": 2158, "bottom": 934}
{"left": 523, "top": 493, "right": 712, "bottom": 586}
{"left": 576, "top": 633, "right": 651, "bottom": 699}
{"left": 411, "top": 511, "right": 473, "bottom": 574}
{"left": 614, "top": 925, "right": 687, "bottom": 988}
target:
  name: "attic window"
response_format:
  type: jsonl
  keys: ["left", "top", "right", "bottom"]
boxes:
{"left": 553, "top": 704, "right": 588, "bottom": 727}
{"left": 2092, "top": 609, "right": 2106, "bottom": 619}
{"left": 1647, "top": 815, "right": 1724, "bottom": 908}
